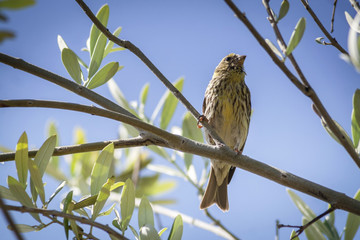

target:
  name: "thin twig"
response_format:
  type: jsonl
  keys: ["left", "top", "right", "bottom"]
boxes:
{"left": 204, "top": 209, "right": 239, "bottom": 240}
{"left": 224, "top": 0, "right": 360, "bottom": 169}
{"left": 74, "top": 0, "right": 225, "bottom": 147}
{"left": 0, "top": 195, "right": 24, "bottom": 240}
{"left": 0, "top": 135, "right": 166, "bottom": 162}
{"left": 349, "top": 0, "right": 360, "bottom": 15}
{"left": 278, "top": 207, "right": 336, "bottom": 239}
{"left": 331, "top": 0, "right": 338, "bottom": 33}
{"left": 1, "top": 101, "right": 360, "bottom": 215}
{"left": 299, "top": 0, "right": 348, "bottom": 55}
{"left": 3, "top": 204, "right": 129, "bottom": 240}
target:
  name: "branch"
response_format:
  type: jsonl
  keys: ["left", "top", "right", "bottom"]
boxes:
{"left": 3, "top": 204, "right": 128, "bottom": 240}
{"left": 74, "top": 0, "right": 225, "bottom": 147}
{"left": 0, "top": 53, "right": 134, "bottom": 118}
{"left": 0, "top": 195, "right": 24, "bottom": 240}
{"left": 224, "top": 0, "right": 360, "bottom": 169}
{"left": 350, "top": 0, "right": 360, "bottom": 15}
{"left": 331, "top": 0, "right": 338, "bottom": 33}
{"left": 299, "top": 0, "right": 348, "bottom": 55}
{"left": 1, "top": 100, "right": 360, "bottom": 216}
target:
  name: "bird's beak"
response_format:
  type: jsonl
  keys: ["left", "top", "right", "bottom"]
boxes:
{"left": 239, "top": 55, "right": 246, "bottom": 66}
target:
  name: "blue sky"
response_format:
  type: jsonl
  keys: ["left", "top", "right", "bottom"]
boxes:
{"left": 1, "top": 0, "right": 360, "bottom": 239}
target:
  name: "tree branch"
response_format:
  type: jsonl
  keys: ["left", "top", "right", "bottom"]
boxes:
{"left": 2, "top": 204, "right": 128, "bottom": 240}
{"left": 224, "top": 0, "right": 360, "bottom": 169}
{"left": 331, "top": 0, "right": 338, "bottom": 33}
{"left": 0, "top": 196, "right": 24, "bottom": 240}
{"left": 349, "top": 0, "right": 360, "bottom": 15}
{"left": 299, "top": 0, "right": 348, "bottom": 55}
{"left": 1, "top": 100, "right": 360, "bottom": 216}
{"left": 74, "top": 0, "right": 225, "bottom": 147}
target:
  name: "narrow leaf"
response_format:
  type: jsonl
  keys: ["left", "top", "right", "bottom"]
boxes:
{"left": 89, "top": 4, "right": 109, "bottom": 55}
{"left": 47, "top": 181, "right": 66, "bottom": 206}
{"left": 15, "top": 132, "right": 28, "bottom": 186}
{"left": 63, "top": 191, "right": 73, "bottom": 240}
{"left": 120, "top": 179, "right": 135, "bottom": 231}
{"left": 352, "top": 89, "right": 360, "bottom": 149}
{"left": 87, "top": 62, "right": 120, "bottom": 89}
{"left": 0, "top": 0, "right": 35, "bottom": 9}
{"left": 57, "top": 35, "right": 69, "bottom": 52}
{"left": 290, "top": 230, "right": 299, "bottom": 240}
{"left": 8, "top": 224, "right": 36, "bottom": 233}
{"left": 167, "top": 215, "right": 183, "bottom": 240}
{"left": 265, "top": 39, "right": 283, "bottom": 59}
{"left": 277, "top": 0, "right": 289, "bottom": 22}
{"left": 28, "top": 159, "right": 45, "bottom": 205}
{"left": 140, "top": 224, "right": 161, "bottom": 240}
{"left": 61, "top": 48, "right": 83, "bottom": 84}
{"left": 0, "top": 185, "right": 17, "bottom": 201}
{"left": 344, "top": 189, "right": 360, "bottom": 240}
{"left": 160, "top": 78, "right": 184, "bottom": 129}
{"left": 8, "top": 176, "right": 41, "bottom": 222}
{"left": 158, "top": 227, "right": 168, "bottom": 237}
{"left": 34, "top": 135, "right": 56, "bottom": 177}
{"left": 104, "top": 27, "right": 123, "bottom": 58}
{"left": 287, "top": 189, "right": 332, "bottom": 238}
{"left": 91, "top": 143, "right": 114, "bottom": 195}
{"left": 303, "top": 216, "right": 326, "bottom": 240}
{"left": 321, "top": 118, "right": 353, "bottom": 147}
{"left": 88, "top": 32, "right": 107, "bottom": 79}
{"left": 138, "top": 197, "right": 154, "bottom": 228}
{"left": 74, "top": 195, "right": 97, "bottom": 210}
{"left": 286, "top": 17, "right": 306, "bottom": 56}
{"left": 92, "top": 177, "right": 114, "bottom": 220}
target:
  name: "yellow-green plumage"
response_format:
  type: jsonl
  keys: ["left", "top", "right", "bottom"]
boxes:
{"left": 200, "top": 53, "right": 251, "bottom": 212}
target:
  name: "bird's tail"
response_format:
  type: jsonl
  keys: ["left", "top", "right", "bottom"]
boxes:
{"left": 200, "top": 167, "right": 229, "bottom": 212}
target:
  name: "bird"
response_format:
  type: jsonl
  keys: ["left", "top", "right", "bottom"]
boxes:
{"left": 200, "top": 53, "right": 251, "bottom": 212}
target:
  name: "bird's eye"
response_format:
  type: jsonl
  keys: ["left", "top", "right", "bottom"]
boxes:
{"left": 225, "top": 57, "right": 232, "bottom": 62}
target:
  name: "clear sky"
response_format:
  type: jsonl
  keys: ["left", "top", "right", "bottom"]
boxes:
{"left": 1, "top": 0, "right": 360, "bottom": 239}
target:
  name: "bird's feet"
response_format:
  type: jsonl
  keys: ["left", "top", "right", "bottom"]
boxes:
{"left": 197, "top": 115, "right": 208, "bottom": 128}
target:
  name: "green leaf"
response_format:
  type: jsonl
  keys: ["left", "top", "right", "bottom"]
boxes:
{"left": 277, "top": 0, "right": 289, "bottom": 22}
{"left": 315, "top": 37, "right": 326, "bottom": 45}
{"left": 286, "top": 17, "right": 306, "bottom": 56}
{"left": 15, "top": 131, "right": 28, "bottom": 187}
{"left": 73, "top": 195, "right": 97, "bottom": 210}
{"left": 8, "top": 176, "right": 41, "bottom": 222}
{"left": 0, "top": 0, "right": 35, "bottom": 9}
{"left": 34, "top": 135, "right": 56, "bottom": 177}
{"left": 303, "top": 216, "right": 326, "bottom": 240}
{"left": 128, "top": 225, "right": 139, "bottom": 240}
{"left": 265, "top": 39, "right": 283, "bottom": 59}
{"left": 158, "top": 228, "right": 168, "bottom": 237}
{"left": 287, "top": 189, "right": 332, "bottom": 238}
{"left": 138, "top": 197, "right": 154, "bottom": 228}
{"left": 140, "top": 224, "right": 161, "bottom": 240}
{"left": 120, "top": 179, "right": 135, "bottom": 232}
{"left": 88, "top": 32, "right": 107, "bottom": 79}
{"left": 0, "top": 31, "right": 15, "bottom": 43}
{"left": 8, "top": 224, "right": 36, "bottom": 233}
{"left": 104, "top": 27, "right": 124, "bottom": 58}
{"left": 321, "top": 118, "right": 353, "bottom": 148}
{"left": 28, "top": 159, "right": 45, "bottom": 205}
{"left": 91, "top": 143, "right": 114, "bottom": 195}
{"left": 107, "top": 79, "right": 139, "bottom": 118}
{"left": 98, "top": 203, "right": 116, "bottom": 217}
{"left": 352, "top": 89, "right": 360, "bottom": 150}
{"left": 92, "top": 177, "right": 114, "bottom": 220}
{"left": 182, "top": 111, "right": 204, "bottom": 169}
{"left": 160, "top": 78, "right": 184, "bottom": 129}
{"left": 143, "top": 181, "right": 176, "bottom": 196}
{"left": 46, "top": 181, "right": 66, "bottom": 206}
{"left": 61, "top": 48, "right": 83, "bottom": 84}
{"left": 87, "top": 62, "right": 121, "bottom": 89}
{"left": 167, "top": 215, "right": 183, "bottom": 240}
{"left": 139, "top": 83, "right": 150, "bottom": 120}
{"left": 290, "top": 230, "right": 299, "bottom": 240}
{"left": 345, "top": 189, "right": 360, "bottom": 240}
{"left": 89, "top": 4, "right": 109, "bottom": 55}
{"left": 63, "top": 191, "right": 73, "bottom": 240}
{"left": 111, "top": 181, "right": 125, "bottom": 191}
{"left": 57, "top": 35, "right": 69, "bottom": 52}
{"left": 0, "top": 185, "right": 17, "bottom": 201}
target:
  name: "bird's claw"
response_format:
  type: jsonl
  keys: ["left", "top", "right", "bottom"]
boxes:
{"left": 197, "top": 115, "right": 208, "bottom": 128}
